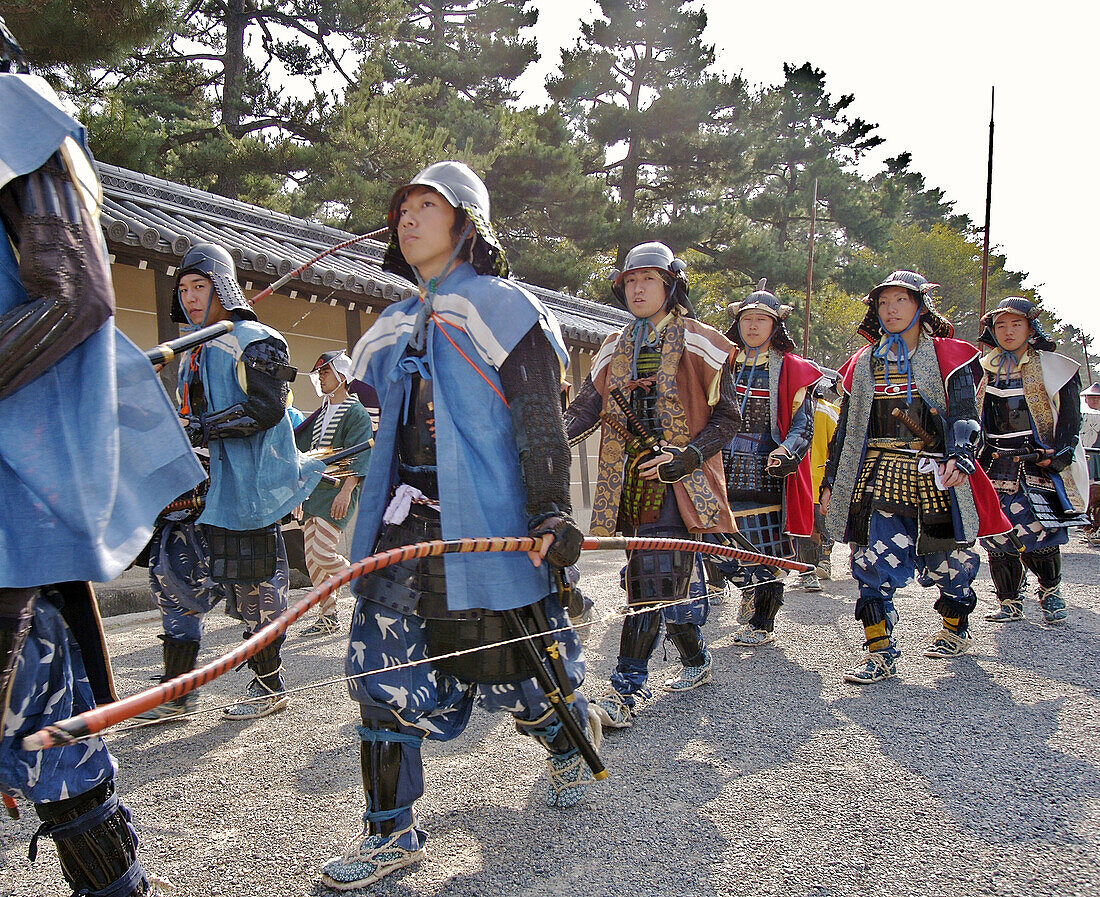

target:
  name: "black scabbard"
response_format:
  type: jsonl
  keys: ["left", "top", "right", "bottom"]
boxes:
{"left": 502, "top": 607, "right": 607, "bottom": 781}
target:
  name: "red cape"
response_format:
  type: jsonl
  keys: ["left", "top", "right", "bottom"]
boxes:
{"left": 776, "top": 353, "right": 824, "bottom": 537}
{"left": 837, "top": 338, "right": 1010, "bottom": 537}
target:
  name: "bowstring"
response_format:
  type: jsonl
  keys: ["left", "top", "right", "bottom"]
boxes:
{"left": 72, "top": 582, "right": 735, "bottom": 745}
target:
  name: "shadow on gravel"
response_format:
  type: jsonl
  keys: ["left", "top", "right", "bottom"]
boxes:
{"left": 986, "top": 598, "right": 1100, "bottom": 694}
{"left": 836, "top": 662, "right": 1098, "bottom": 845}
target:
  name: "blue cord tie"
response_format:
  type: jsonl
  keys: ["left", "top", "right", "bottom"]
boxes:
{"left": 872, "top": 309, "right": 921, "bottom": 404}
{"left": 992, "top": 347, "right": 1020, "bottom": 386}
{"left": 733, "top": 345, "right": 763, "bottom": 417}
{"left": 408, "top": 223, "right": 474, "bottom": 353}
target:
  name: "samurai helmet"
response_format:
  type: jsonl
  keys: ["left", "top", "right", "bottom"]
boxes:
{"left": 978, "top": 296, "right": 1056, "bottom": 351}
{"left": 309, "top": 350, "right": 353, "bottom": 397}
{"left": 610, "top": 241, "right": 693, "bottom": 316}
{"left": 0, "top": 15, "right": 28, "bottom": 74}
{"left": 725, "top": 279, "right": 795, "bottom": 352}
{"left": 171, "top": 242, "right": 254, "bottom": 324}
{"left": 382, "top": 160, "right": 508, "bottom": 283}
{"left": 857, "top": 269, "right": 953, "bottom": 342}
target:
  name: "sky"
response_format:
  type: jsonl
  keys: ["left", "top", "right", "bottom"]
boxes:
{"left": 518, "top": 0, "right": 1099, "bottom": 345}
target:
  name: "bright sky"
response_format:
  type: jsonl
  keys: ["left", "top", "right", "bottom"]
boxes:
{"left": 520, "top": 0, "right": 1098, "bottom": 345}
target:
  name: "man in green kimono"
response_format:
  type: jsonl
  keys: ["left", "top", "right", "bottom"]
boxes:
{"left": 294, "top": 351, "right": 373, "bottom": 633}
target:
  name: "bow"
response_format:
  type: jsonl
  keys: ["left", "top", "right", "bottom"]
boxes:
{"left": 22, "top": 535, "right": 811, "bottom": 751}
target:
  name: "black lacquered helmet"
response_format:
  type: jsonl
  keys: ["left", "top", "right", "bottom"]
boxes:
{"left": 725, "top": 279, "right": 795, "bottom": 352}
{"left": 857, "top": 269, "right": 953, "bottom": 342}
{"left": 171, "top": 242, "right": 254, "bottom": 323}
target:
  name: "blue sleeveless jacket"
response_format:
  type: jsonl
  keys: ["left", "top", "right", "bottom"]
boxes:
{"left": 349, "top": 263, "right": 569, "bottom": 612}
{"left": 181, "top": 322, "right": 325, "bottom": 530}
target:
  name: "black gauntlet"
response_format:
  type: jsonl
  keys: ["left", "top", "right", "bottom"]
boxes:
{"left": 1048, "top": 374, "right": 1082, "bottom": 472}
{"left": 772, "top": 390, "right": 815, "bottom": 475}
{"left": 528, "top": 508, "right": 584, "bottom": 567}
{"left": 658, "top": 365, "right": 740, "bottom": 482}
{"left": 944, "top": 362, "right": 981, "bottom": 475}
{"left": 656, "top": 444, "right": 703, "bottom": 483}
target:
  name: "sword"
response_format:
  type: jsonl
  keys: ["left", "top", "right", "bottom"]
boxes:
{"left": 599, "top": 413, "right": 649, "bottom": 456}
{"left": 989, "top": 448, "right": 1043, "bottom": 463}
{"left": 608, "top": 388, "right": 663, "bottom": 456}
{"left": 502, "top": 606, "right": 607, "bottom": 782}
{"left": 890, "top": 406, "right": 936, "bottom": 448}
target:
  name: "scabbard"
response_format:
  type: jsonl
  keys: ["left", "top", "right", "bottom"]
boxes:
{"left": 502, "top": 608, "right": 608, "bottom": 781}
{"left": 890, "top": 406, "right": 935, "bottom": 447}
{"left": 146, "top": 322, "right": 234, "bottom": 366}
{"left": 609, "top": 387, "right": 663, "bottom": 453}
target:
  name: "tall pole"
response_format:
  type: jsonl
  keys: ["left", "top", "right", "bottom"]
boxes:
{"left": 804, "top": 178, "right": 818, "bottom": 357}
{"left": 979, "top": 86, "right": 995, "bottom": 320}
{"left": 1081, "top": 330, "right": 1095, "bottom": 384}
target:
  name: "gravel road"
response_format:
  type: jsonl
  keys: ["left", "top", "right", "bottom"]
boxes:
{"left": 4, "top": 540, "right": 1098, "bottom": 897}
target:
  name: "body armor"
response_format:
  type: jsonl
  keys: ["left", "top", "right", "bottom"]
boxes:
{"left": 618, "top": 344, "right": 667, "bottom": 527}
{"left": 855, "top": 357, "right": 952, "bottom": 524}
{"left": 396, "top": 364, "right": 439, "bottom": 498}
{"left": 725, "top": 359, "right": 780, "bottom": 501}
{"left": 981, "top": 374, "right": 1035, "bottom": 491}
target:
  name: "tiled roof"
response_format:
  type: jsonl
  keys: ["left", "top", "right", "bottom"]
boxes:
{"left": 98, "top": 163, "right": 631, "bottom": 346}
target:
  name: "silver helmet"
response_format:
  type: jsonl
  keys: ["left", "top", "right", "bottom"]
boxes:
{"left": 381, "top": 160, "right": 508, "bottom": 282}
{"left": 610, "top": 241, "right": 692, "bottom": 315}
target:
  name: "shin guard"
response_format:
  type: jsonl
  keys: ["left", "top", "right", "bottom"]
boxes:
{"left": 32, "top": 781, "right": 151, "bottom": 896}
{"left": 664, "top": 621, "right": 706, "bottom": 668}
{"left": 357, "top": 717, "right": 423, "bottom": 838}
{"left": 748, "top": 581, "right": 784, "bottom": 632}
{"left": 245, "top": 632, "right": 285, "bottom": 693}
{"left": 159, "top": 634, "right": 200, "bottom": 682}
{"left": 618, "top": 608, "right": 663, "bottom": 665}
{"left": 988, "top": 553, "right": 1024, "bottom": 603}
{"left": 1022, "top": 546, "right": 1062, "bottom": 590}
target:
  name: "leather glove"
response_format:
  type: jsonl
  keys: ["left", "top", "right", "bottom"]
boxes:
{"left": 529, "top": 511, "right": 585, "bottom": 567}
{"left": 656, "top": 444, "right": 703, "bottom": 483}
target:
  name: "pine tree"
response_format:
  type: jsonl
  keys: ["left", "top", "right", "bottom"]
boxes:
{"left": 301, "top": 0, "right": 612, "bottom": 293}
{"left": 546, "top": 0, "right": 748, "bottom": 262}
{"left": 45, "top": 0, "right": 398, "bottom": 202}
{"left": 3, "top": 0, "right": 171, "bottom": 67}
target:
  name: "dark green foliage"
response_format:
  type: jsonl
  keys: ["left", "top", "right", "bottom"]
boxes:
{"left": 3, "top": 0, "right": 172, "bottom": 67}
{"left": 547, "top": 0, "right": 750, "bottom": 263}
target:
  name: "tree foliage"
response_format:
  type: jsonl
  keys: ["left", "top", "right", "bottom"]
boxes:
{"left": 49, "top": 0, "right": 398, "bottom": 201}
{"left": 3, "top": 0, "right": 172, "bottom": 67}
{"left": 23, "top": 0, "right": 1082, "bottom": 351}
{"left": 547, "top": 0, "right": 748, "bottom": 262}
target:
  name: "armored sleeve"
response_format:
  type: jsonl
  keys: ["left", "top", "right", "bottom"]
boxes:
{"left": 942, "top": 360, "right": 982, "bottom": 474}
{"left": 499, "top": 324, "right": 573, "bottom": 519}
{"left": 779, "top": 389, "right": 815, "bottom": 464}
{"left": 655, "top": 365, "right": 741, "bottom": 483}
{"left": 563, "top": 373, "right": 603, "bottom": 443}
{"left": 191, "top": 337, "right": 293, "bottom": 443}
{"left": 689, "top": 365, "right": 741, "bottom": 461}
{"left": 1049, "top": 373, "right": 1082, "bottom": 472}
{"left": 820, "top": 394, "right": 850, "bottom": 495}
{"left": 0, "top": 153, "right": 114, "bottom": 400}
